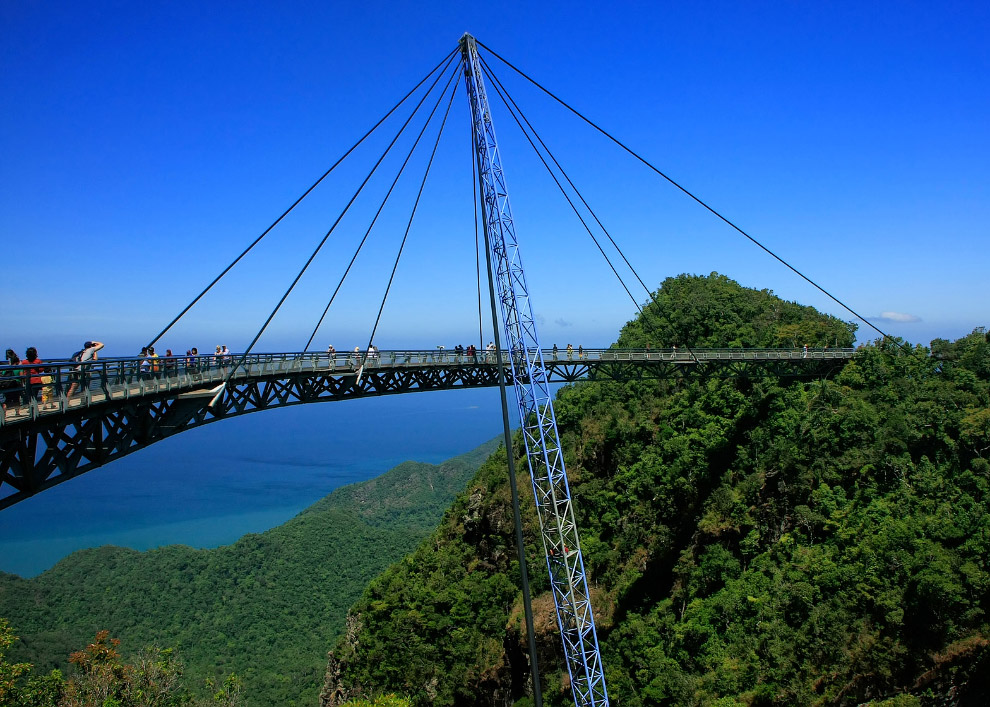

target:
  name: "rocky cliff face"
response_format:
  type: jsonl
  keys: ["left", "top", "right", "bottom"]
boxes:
{"left": 321, "top": 614, "right": 363, "bottom": 706}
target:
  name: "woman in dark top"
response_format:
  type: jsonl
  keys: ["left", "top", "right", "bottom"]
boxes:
{"left": 1, "top": 349, "right": 22, "bottom": 408}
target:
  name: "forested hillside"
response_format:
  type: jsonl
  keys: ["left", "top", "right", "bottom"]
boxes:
{"left": 0, "top": 438, "right": 499, "bottom": 706}
{"left": 321, "top": 273, "right": 990, "bottom": 706}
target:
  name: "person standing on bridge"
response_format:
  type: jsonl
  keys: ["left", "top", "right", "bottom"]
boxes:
{"left": 20, "top": 347, "right": 46, "bottom": 402}
{"left": 139, "top": 347, "right": 151, "bottom": 378}
{"left": 67, "top": 340, "right": 104, "bottom": 397}
{"left": 1, "top": 349, "right": 23, "bottom": 409}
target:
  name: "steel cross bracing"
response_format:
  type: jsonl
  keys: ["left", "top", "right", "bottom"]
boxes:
{"left": 460, "top": 34, "right": 609, "bottom": 707}
{"left": 0, "top": 348, "right": 851, "bottom": 510}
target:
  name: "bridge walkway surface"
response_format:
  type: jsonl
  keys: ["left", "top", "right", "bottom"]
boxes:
{"left": 0, "top": 348, "right": 853, "bottom": 427}
{"left": 0, "top": 347, "right": 854, "bottom": 508}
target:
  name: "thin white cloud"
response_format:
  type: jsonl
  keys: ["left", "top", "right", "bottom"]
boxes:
{"left": 554, "top": 318, "right": 573, "bottom": 327}
{"left": 875, "top": 311, "right": 922, "bottom": 323}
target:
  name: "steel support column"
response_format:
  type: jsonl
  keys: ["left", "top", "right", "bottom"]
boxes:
{"left": 460, "top": 33, "right": 609, "bottom": 707}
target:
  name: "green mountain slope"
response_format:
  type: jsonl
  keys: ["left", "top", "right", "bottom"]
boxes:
{"left": 320, "top": 273, "right": 990, "bottom": 706}
{"left": 0, "top": 437, "right": 500, "bottom": 706}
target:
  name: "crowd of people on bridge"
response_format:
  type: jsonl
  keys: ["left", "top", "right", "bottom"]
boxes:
{"left": 0, "top": 339, "right": 247, "bottom": 411}
{"left": 1, "top": 340, "right": 105, "bottom": 410}
{"left": 548, "top": 344, "right": 585, "bottom": 360}
{"left": 1, "top": 337, "right": 840, "bottom": 414}
{"left": 0, "top": 338, "right": 635, "bottom": 413}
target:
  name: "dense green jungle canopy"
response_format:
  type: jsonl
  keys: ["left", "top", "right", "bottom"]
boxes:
{"left": 321, "top": 273, "right": 990, "bottom": 706}
{"left": 0, "top": 440, "right": 499, "bottom": 706}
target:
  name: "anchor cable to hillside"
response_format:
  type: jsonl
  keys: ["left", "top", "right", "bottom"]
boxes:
{"left": 146, "top": 46, "right": 459, "bottom": 350}
{"left": 304, "top": 63, "right": 462, "bottom": 351}
{"left": 477, "top": 40, "right": 898, "bottom": 344}
{"left": 220, "top": 55, "right": 460, "bottom": 385}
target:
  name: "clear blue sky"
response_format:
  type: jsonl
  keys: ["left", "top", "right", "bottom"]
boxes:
{"left": 2, "top": 1, "right": 988, "bottom": 357}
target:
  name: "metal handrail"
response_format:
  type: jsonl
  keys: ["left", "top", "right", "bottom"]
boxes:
{"left": 0, "top": 348, "right": 856, "bottom": 427}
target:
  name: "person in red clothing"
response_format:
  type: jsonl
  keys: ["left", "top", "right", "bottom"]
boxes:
{"left": 20, "top": 346, "right": 45, "bottom": 402}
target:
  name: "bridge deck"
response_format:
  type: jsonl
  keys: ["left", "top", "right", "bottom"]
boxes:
{"left": 0, "top": 347, "right": 854, "bottom": 508}
{"left": 1, "top": 348, "right": 853, "bottom": 428}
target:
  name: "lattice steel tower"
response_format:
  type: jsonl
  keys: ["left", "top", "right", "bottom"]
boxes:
{"left": 459, "top": 34, "right": 609, "bottom": 707}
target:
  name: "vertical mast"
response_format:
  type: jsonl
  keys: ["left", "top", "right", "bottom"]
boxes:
{"left": 459, "top": 33, "right": 609, "bottom": 707}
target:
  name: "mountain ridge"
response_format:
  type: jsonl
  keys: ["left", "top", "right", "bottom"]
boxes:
{"left": 0, "top": 436, "right": 502, "bottom": 706}
{"left": 320, "top": 273, "right": 990, "bottom": 706}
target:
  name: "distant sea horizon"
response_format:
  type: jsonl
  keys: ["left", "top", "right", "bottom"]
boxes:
{"left": 0, "top": 387, "right": 520, "bottom": 578}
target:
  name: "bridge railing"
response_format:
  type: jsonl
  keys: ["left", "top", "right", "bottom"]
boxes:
{"left": 0, "top": 347, "right": 854, "bottom": 426}
{"left": 585, "top": 347, "right": 855, "bottom": 362}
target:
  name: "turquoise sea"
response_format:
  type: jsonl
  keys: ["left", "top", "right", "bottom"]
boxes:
{"left": 0, "top": 387, "right": 520, "bottom": 577}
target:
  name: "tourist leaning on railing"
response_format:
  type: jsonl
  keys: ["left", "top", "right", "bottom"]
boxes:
{"left": 67, "top": 340, "right": 104, "bottom": 397}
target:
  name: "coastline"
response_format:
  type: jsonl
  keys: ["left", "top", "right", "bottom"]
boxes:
{"left": 0, "top": 387, "right": 514, "bottom": 577}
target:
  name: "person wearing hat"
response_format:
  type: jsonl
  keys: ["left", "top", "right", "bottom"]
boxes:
{"left": 67, "top": 340, "right": 104, "bottom": 397}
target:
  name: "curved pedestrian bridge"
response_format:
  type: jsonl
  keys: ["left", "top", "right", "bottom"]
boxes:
{"left": 0, "top": 347, "right": 853, "bottom": 508}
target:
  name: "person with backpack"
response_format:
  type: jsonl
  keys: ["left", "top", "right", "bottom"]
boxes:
{"left": 1, "top": 349, "right": 23, "bottom": 409}
{"left": 67, "top": 340, "right": 104, "bottom": 397}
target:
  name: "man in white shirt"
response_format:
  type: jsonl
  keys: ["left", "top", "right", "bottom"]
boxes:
{"left": 67, "top": 340, "right": 105, "bottom": 396}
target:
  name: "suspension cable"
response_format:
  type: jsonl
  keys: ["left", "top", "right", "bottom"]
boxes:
{"left": 220, "top": 54, "right": 459, "bottom": 386}
{"left": 481, "top": 56, "right": 654, "bottom": 300}
{"left": 363, "top": 68, "right": 460, "bottom": 352}
{"left": 146, "top": 46, "right": 459, "bottom": 350}
{"left": 481, "top": 64, "right": 656, "bottom": 338}
{"left": 477, "top": 40, "right": 895, "bottom": 343}
{"left": 303, "top": 64, "right": 462, "bottom": 351}
{"left": 482, "top": 59, "right": 689, "bottom": 354}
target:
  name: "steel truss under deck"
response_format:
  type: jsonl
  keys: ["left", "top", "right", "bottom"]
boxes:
{"left": 460, "top": 33, "right": 609, "bottom": 706}
{"left": 0, "top": 350, "right": 849, "bottom": 511}
{"left": 0, "top": 363, "right": 501, "bottom": 510}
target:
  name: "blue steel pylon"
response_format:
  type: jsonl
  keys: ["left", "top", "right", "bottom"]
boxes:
{"left": 459, "top": 34, "right": 609, "bottom": 707}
